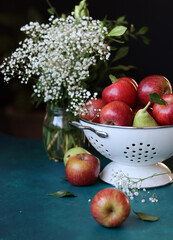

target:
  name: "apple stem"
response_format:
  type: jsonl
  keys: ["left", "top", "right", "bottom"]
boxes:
{"left": 109, "top": 74, "right": 119, "bottom": 83}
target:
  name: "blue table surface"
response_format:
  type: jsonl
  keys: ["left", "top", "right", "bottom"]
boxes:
{"left": 0, "top": 132, "right": 173, "bottom": 240}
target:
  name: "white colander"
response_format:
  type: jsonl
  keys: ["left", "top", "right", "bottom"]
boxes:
{"left": 70, "top": 119, "right": 173, "bottom": 188}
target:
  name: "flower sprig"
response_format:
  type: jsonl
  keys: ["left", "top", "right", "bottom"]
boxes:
{"left": 111, "top": 170, "right": 171, "bottom": 203}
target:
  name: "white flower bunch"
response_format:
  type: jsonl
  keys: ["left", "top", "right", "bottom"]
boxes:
{"left": 0, "top": 13, "right": 110, "bottom": 115}
{"left": 111, "top": 170, "right": 159, "bottom": 203}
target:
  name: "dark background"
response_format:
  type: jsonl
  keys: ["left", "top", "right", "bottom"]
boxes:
{"left": 0, "top": 0, "right": 172, "bottom": 138}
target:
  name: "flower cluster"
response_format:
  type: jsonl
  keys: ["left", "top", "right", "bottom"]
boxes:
{"left": 0, "top": 13, "right": 110, "bottom": 115}
{"left": 111, "top": 170, "right": 159, "bottom": 203}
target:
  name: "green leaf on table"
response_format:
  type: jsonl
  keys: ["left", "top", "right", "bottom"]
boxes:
{"left": 133, "top": 210, "right": 159, "bottom": 222}
{"left": 61, "top": 176, "right": 68, "bottom": 181}
{"left": 148, "top": 92, "right": 166, "bottom": 105}
{"left": 47, "top": 190, "right": 77, "bottom": 197}
{"left": 108, "top": 25, "right": 127, "bottom": 37}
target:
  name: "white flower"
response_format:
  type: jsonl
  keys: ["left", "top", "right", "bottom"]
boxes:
{"left": 0, "top": 13, "right": 110, "bottom": 116}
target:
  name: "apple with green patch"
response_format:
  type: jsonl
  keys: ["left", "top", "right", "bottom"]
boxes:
{"left": 65, "top": 153, "right": 100, "bottom": 186}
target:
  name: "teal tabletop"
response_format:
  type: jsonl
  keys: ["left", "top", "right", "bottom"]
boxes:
{"left": 0, "top": 132, "right": 173, "bottom": 240}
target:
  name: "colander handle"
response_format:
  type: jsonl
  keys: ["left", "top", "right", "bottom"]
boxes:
{"left": 69, "top": 121, "right": 108, "bottom": 138}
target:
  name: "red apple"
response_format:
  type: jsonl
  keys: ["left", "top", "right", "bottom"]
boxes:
{"left": 137, "top": 75, "right": 172, "bottom": 106}
{"left": 80, "top": 98, "right": 106, "bottom": 123}
{"left": 102, "top": 79, "right": 137, "bottom": 107}
{"left": 90, "top": 188, "right": 130, "bottom": 228}
{"left": 152, "top": 94, "right": 173, "bottom": 125}
{"left": 65, "top": 153, "right": 100, "bottom": 186}
{"left": 118, "top": 77, "right": 138, "bottom": 90}
{"left": 100, "top": 101, "right": 134, "bottom": 126}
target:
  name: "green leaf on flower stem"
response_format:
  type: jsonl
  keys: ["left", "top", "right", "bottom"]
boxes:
{"left": 47, "top": 8, "right": 55, "bottom": 15}
{"left": 110, "top": 64, "right": 136, "bottom": 71}
{"left": 109, "top": 74, "right": 118, "bottom": 83}
{"left": 140, "top": 35, "right": 151, "bottom": 45}
{"left": 112, "top": 46, "right": 129, "bottom": 62}
{"left": 116, "top": 16, "right": 128, "bottom": 25}
{"left": 136, "top": 26, "right": 149, "bottom": 35}
{"left": 108, "top": 25, "right": 127, "bottom": 37}
{"left": 110, "top": 46, "right": 118, "bottom": 51}
{"left": 47, "top": 190, "right": 77, "bottom": 198}
{"left": 148, "top": 92, "right": 166, "bottom": 105}
{"left": 74, "top": 0, "right": 89, "bottom": 20}
{"left": 111, "top": 39, "right": 125, "bottom": 44}
{"left": 133, "top": 211, "right": 159, "bottom": 222}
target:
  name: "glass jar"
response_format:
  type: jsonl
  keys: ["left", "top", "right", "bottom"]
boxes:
{"left": 43, "top": 105, "right": 84, "bottom": 162}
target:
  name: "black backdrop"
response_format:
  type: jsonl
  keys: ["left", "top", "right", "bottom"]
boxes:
{"left": 0, "top": 0, "right": 173, "bottom": 109}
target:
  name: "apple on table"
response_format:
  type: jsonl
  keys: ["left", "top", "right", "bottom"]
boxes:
{"left": 65, "top": 153, "right": 100, "bottom": 186}
{"left": 90, "top": 188, "right": 131, "bottom": 228}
